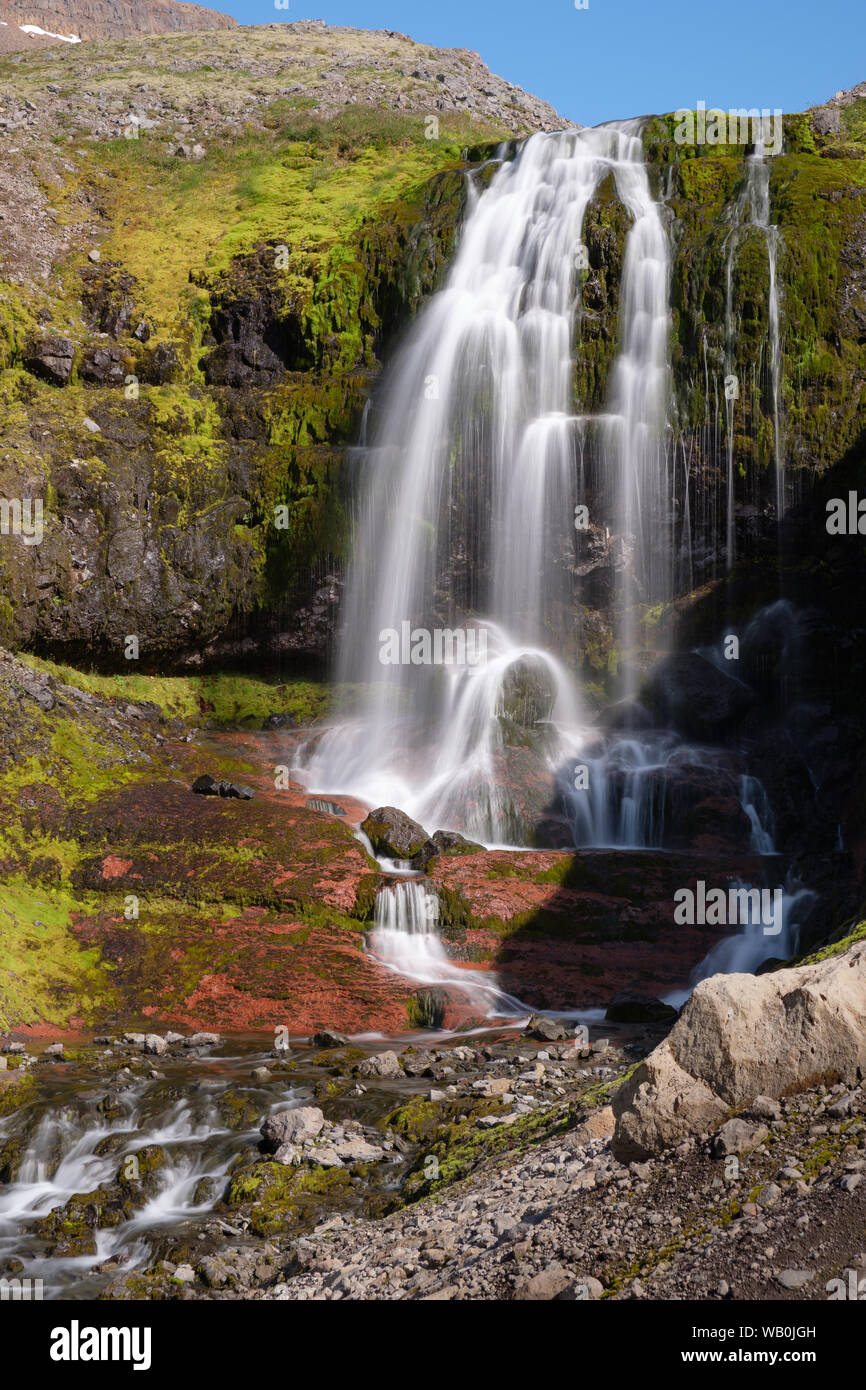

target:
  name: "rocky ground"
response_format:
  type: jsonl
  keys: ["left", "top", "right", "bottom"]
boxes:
{"left": 4, "top": 943, "right": 862, "bottom": 1303}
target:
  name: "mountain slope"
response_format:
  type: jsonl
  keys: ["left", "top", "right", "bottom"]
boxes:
{"left": 0, "top": 0, "right": 234, "bottom": 49}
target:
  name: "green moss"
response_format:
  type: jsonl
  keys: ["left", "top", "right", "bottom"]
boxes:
{"left": 0, "top": 1072, "right": 38, "bottom": 1117}
{"left": 224, "top": 1158, "right": 354, "bottom": 1236}
{"left": 0, "top": 879, "right": 110, "bottom": 1031}
{"left": 19, "top": 653, "right": 335, "bottom": 727}
{"left": 789, "top": 919, "right": 866, "bottom": 967}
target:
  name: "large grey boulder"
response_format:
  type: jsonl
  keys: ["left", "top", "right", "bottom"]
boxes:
{"left": 260, "top": 1105, "right": 325, "bottom": 1151}
{"left": 613, "top": 941, "right": 866, "bottom": 1159}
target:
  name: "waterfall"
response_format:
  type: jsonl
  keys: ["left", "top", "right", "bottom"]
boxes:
{"left": 722, "top": 135, "right": 783, "bottom": 567}
{"left": 301, "top": 122, "right": 674, "bottom": 842}
{"left": 664, "top": 879, "right": 817, "bottom": 1009}
{"left": 369, "top": 880, "right": 527, "bottom": 1017}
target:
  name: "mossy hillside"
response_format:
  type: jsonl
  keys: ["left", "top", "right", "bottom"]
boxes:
{"left": 0, "top": 648, "right": 387, "bottom": 1030}
{"left": 0, "top": 107, "right": 489, "bottom": 662}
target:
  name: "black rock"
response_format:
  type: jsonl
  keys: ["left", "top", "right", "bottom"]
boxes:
{"left": 410, "top": 838, "right": 440, "bottom": 870}
{"left": 24, "top": 334, "right": 75, "bottom": 385}
{"left": 310, "top": 1030, "right": 349, "bottom": 1049}
{"left": 220, "top": 782, "right": 254, "bottom": 800}
{"left": 643, "top": 652, "right": 755, "bottom": 741}
{"left": 604, "top": 991, "right": 678, "bottom": 1025}
{"left": 191, "top": 774, "right": 220, "bottom": 796}
{"left": 191, "top": 775, "right": 254, "bottom": 800}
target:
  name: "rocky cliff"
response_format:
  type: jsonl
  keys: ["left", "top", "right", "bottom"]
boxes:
{"left": 0, "top": 0, "right": 234, "bottom": 48}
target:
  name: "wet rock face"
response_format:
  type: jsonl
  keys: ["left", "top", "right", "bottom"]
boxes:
{"left": 643, "top": 653, "right": 755, "bottom": 741}
{"left": 204, "top": 249, "right": 311, "bottom": 387}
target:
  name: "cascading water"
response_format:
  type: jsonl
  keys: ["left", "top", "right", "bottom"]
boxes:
{"left": 664, "top": 878, "right": 817, "bottom": 1009}
{"left": 369, "top": 880, "right": 527, "bottom": 1017}
{"left": 722, "top": 133, "right": 783, "bottom": 568}
{"left": 300, "top": 122, "right": 674, "bottom": 844}
{"left": 0, "top": 1061, "right": 309, "bottom": 1298}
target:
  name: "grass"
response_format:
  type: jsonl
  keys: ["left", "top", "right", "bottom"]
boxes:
{"left": 18, "top": 653, "right": 338, "bottom": 727}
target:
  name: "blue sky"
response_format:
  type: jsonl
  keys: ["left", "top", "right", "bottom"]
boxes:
{"left": 219, "top": 0, "right": 865, "bottom": 126}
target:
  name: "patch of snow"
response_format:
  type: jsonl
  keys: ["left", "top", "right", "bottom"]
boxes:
{"left": 19, "top": 24, "right": 82, "bottom": 44}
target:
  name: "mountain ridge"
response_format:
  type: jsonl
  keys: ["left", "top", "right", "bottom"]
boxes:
{"left": 0, "top": 0, "right": 235, "bottom": 49}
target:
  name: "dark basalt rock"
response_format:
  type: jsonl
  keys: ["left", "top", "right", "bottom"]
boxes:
{"left": 203, "top": 246, "right": 310, "bottom": 387}
{"left": 23, "top": 334, "right": 75, "bottom": 385}
{"left": 605, "top": 991, "right": 678, "bottom": 1025}
{"left": 81, "top": 344, "right": 128, "bottom": 385}
{"left": 191, "top": 775, "right": 254, "bottom": 800}
{"left": 643, "top": 653, "right": 755, "bottom": 741}
{"left": 361, "top": 805, "right": 430, "bottom": 859}
{"left": 409, "top": 838, "right": 440, "bottom": 870}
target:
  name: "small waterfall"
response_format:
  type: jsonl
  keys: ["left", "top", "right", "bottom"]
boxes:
{"left": 722, "top": 134, "right": 783, "bottom": 567}
{"left": 369, "top": 880, "right": 527, "bottom": 1017}
{"left": 739, "top": 774, "right": 775, "bottom": 854}
{"left": 0, "top": 1071, "right": 301, "bottom": 1297}
{"left": 664, "top": 878, "right": 817, "bottom": 1008}
{"left": 691, "top": 880, "right": 815, "bottom": 982}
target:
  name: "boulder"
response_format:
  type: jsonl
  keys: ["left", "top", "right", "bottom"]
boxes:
{"left": 24, "top": 334, "right": 75, "bottom": 385}
{"left": 360, "top": 806, "right": 430, "bottom": 859}
{"left": 812, "top": 107, "right": 841, "bottom": 137}
{"left": 334, "top": 1138, "right": 386, "bottom": 1162}
{"left": 261, "top": 1106, "right": 325, "bottom": 1151}
{"left": 356, "top": 1050, "right": 402, "bottom": 1078}
{"left": 612, "top": 1040, "right": 728, "bottom": 1159}
{"left": 184, "top": 1032, "right": 219, "bottom": 1048}
{"left": 310, "top": 1030, "right": 349, "bottom": 1049}
{"left": 613, "top": 941, "right": 866, "bottom": 1159}
{"left": 605, "top": 991, "right": 678, "bottom": 1025}
{"left": 525, "top": 1013, "right": 572, "bottom": 1042}
{"left": 431, "top": 829, "right": 485, "bottom": 855}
